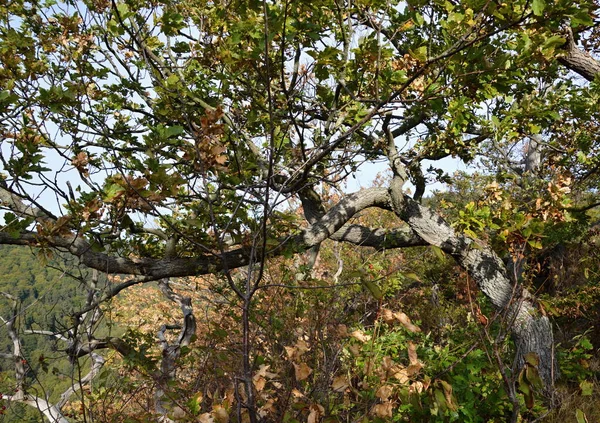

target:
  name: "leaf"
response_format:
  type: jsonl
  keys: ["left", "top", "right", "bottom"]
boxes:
{"left": 163, "top": 125, "right": 184, "bottom": 138}
{"left": 580, "top": 380, "right": 594, "bottom": 396}
{"left": 372, "top": 402, "right": 393, "bottom": 418}
{"left": 440, "top": 380, "right": 457, "bottom": 411}
{"left": 403, "top": 272, "right": 422, "bottom": 282}
{"left": 407, "top": 341, "right": 419, "bottom": 365}
{"left": 524, "top": 352, "right": 539, "bottom": 367}
{"left": 576, "top": 409, "right": 589, "bottom": 423}
{"left": 331, "top": 375, "right": 350, "bottom": 392}
{"left": 376, "top": 385, "right": 394, "bottom": 401}
{"left": 103, "top": 184, "right": 126, "bottom": 202}
{"left": 525, "top": 366, "right": 544, "bottom": 390}
{"left": 532, "top": 0, "right": 545, "bottom": 16}
{"left": 431, "top": 245, "right": 446, "bottom": 260}
{"left": 362, "top": 279, "right": 383, "bottom": 300}
{"left": 307, "top": 404, "right": 324, "bottom": 423}
{"left": 350, "top": 330, "right": 371, "bottom": 343}
{"left": 393, "top": 312, "right": 421, "bottom": 333}
{"left": 293, "top": 363, "right": 313, "bottom": 381}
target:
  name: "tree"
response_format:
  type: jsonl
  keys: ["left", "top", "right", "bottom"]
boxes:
{"left": 1, "top": 0, "right": 600, "bottom": 420}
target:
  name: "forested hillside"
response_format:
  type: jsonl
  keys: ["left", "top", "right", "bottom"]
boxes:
{"left": 0, "top": 246, "right": 106, "bottom": 422}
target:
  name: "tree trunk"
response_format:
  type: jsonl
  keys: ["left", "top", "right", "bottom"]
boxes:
{"left": 389, "top": 182, "right": 558, "bottom": 387}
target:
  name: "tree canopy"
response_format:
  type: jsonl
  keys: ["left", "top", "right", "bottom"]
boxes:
{"left": 1, "top": 0, "right": 600, "bottom": 421}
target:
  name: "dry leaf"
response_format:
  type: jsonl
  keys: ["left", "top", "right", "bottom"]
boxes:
{"left": 254, "top": 376, "right": 266, "bottom": 392}
{"left": 212, "top": 405, "right": 229, "bottom": 423}
{"left": 351, "top": 330, "right": 371, "bottom": 343}
{"left": 295, "top": 339, "right": 309, "bottom": 356}
{"left": 393, "top": 368, "right": 410, "bottom": 384}
{"left": 372, "top": 401, "right": 394, "bottom": 418}
{"left": 307, "top": 404, "right": 324, "bottom": 423}
{"left": 294, "top": 363, "right": 313, "bottom": 381}
{"left": 255, "top": 364, "right": 277, "bottom": 379}
{"left": 336, "top": 324, "right": 349, "bottom": 337}
{"left": 291, "top": 388, "right": 305, "bottom": 398}
{"left": 408, "top": 341, "right": 418, "bottom": 365}
{"left": 331, "top": 375, "right": 350, "bottom": 392}
{"left": 394, "top": 312, "right": 421, "bottom": 332}
{"left": 348, "top": 344, "right": 361, "bottom": 356}
{"left": 258, "top": 399, "right": 276, "bottom": 417}
{"left": 407, "top": 363, "right": 423, "bottom": 376}
{"left": 381, "top": 308, "right": 396, "bottom": 324}
{"left": 376, "top": 385, "right": 394, "bottom": 401}
{"left": 198, "top": 413, "right": 215, "bottom": 423}
{"left": 410, "top": 381, "right": 425, "bottom": 393}
{"left": 284, "top": 345, "right": 296, "bottom": 359}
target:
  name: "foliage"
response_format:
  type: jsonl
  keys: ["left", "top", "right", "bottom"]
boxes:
{"left": 1, "top": 0, "right": 600, "bottom": 421}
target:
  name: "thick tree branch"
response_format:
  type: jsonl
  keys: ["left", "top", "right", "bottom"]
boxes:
{"left": 558, "top": 28, "right": 600, "bottom": 81}
{"left": 0, "top": 188, "right": 425, "bottom": 278}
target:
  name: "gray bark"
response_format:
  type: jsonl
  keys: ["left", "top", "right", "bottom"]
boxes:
{"left": 388, "top": 179, "right": 558, "bottom": 387}
{"left": 0, "top": 186, "right": 425, "bottom": 279}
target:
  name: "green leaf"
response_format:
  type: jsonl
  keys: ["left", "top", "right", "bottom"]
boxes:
{"left": 164, "top": 125, "right": 184, "bottom": 138}
{"left": 402, "top": 272, "right": 422, "bottom": 282}
{"left": 524, "top": 352, "right": 539, "bottom": 367}
{"left": 580, "top": 380, "right": 594, "bottom": 396}
{"left": 541, "top": 35, "right": 566, "bottom": 51}
{"left": 576, "top": 409, "right": 589, "bottom": 423}
{"left": 532, "top": 0, "right": 545, "bottom": 16}
{"left": 361, "top": 280, "right": 383, "bottom": 300}
{"left": 103, "top": 184, "right": 126, "bottom": 202}
{"left": 431, "top": 245, "right": 445, "bottom": 261}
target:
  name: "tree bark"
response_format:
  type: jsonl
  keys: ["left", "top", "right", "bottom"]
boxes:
{"left": 388, "top": 180, "right": 558, "bottom": 387}
{"left": 558, "top": 29, "right": 600, "bottom": 82}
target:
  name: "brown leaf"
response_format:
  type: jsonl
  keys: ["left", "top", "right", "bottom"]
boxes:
{"left": 307, "top": 404, "right": 324, "bottom": 423}
{"left": 253, "top": 376, "right": 266, "bottom": 392}
{"left": 351, "top": 330, "right": 371, "bottom": 343}
{"left": 393, "top": 368, "right": 410, "bottom": 384}
{"left": 212, "top": 405, "right": 229, "bottom": 423}
{"left": 284, "top": 345, "right": 297, "bottom": 360}
{"left": 394, "top": 312, "right": 421, "bottom": 332}
{"left": 331, "top": 375, "right": 350, "bottom": 392}
{"left": 293, "top": 363, "right": 313, "bottom": 381}
{"left": 376, "top": 385, "right": 394, "bottom": 401}
{"left": 348, "top": 343, "right": 361, "bottom": 356}
{"left": 372, "top": 401, "right": 394, "bottom": 418}
{"left": 198, "top": 413, "right": 215, "bottom": 423}
{"left": 291, "top": 388, "right": 305, "bottom": 398}
{"left": 336, "top": 324, "right": 349, "bottom": 337}
{"left": 408, "top": 341, "right": 418, "bottom": 365}
{"left": 381, "top": 308, "right": 396, "bottom": 324}
{"left": 254, "top": 364, "right": 277, "bottom": 379}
